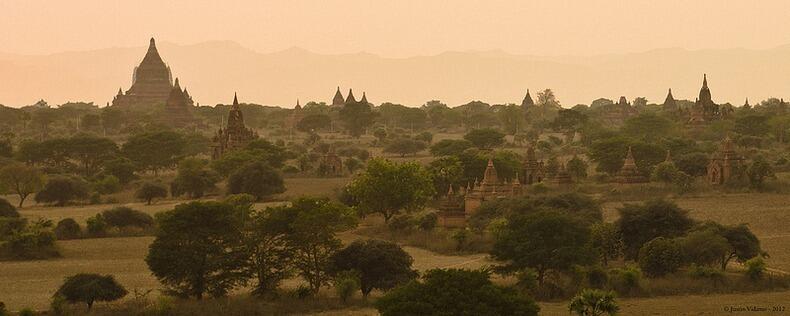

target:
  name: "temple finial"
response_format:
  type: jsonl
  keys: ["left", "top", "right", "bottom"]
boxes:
{"left": 233, "top": 92, "right": 239, "bottom": 106}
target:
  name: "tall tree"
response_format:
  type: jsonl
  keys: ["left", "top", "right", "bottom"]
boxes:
{"left": 122, "top": 131, "right": 187, "bottom": 173}
{"left": 330, "top": 239, "right": 417, "bottom": 297}
{"left": 0, "top": 163, "right": 44, "bottom": 207}
{"left": 339, "top": 102, "right": 377, "bottom": 138}
{"left": 146, "top": 201, "right": 248, "bottom": 299}
{"left": 283, "top": 198, "right": 358, "bottom": 293}
{"left": 348, "top": 158, "right": 435, "bottom": 222}
{"left": 492, "top": 211, "right": 594, "bottom": 284}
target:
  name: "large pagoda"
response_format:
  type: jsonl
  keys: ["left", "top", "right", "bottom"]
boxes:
{"left": 112, "top": 38, "right": 176, "bottom": 108}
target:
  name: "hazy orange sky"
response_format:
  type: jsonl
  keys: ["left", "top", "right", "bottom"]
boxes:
{"left": 2, "top": 0, "right": 790, "bottom": 57}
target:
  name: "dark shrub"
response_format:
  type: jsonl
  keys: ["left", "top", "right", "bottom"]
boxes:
{"left": 86, "top": 214, "right": 107, "bottom": 237}
{"left": 0, "top": 217, "right": 26, "bottom": 239}
{"left": 55, "top": 273, "right": 127, "bottom": 310}
{"left": 101, "top": 207, "right": 154, "bottom": 228}
{"left": 54, "top": 218, "right": 82, "bottom": 240}
{"left": 0, "top": 228, "right": 59, "bottom": 260}
{"left": 638, "top": 237, "right": 682, "bottom": 278}
{"left": 34, "top": 176, "right": 89, "bottom": 206}
{"left": 0, "top": 198, "right": 19, "bottom": 218}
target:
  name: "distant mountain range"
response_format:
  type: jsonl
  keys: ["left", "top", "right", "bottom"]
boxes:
{"left": 1, "top": 41, "right": 789, "bottom": 108}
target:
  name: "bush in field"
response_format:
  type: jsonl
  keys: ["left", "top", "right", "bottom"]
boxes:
{"left": 135, "top": 182, "right": 168, "bottom": 205}
{"left": 616, "top": 199, "right": 694, "bottom": 259}
{"left": 745, "top": 256, "right": 766, "bottom": 281}
{"left": 170, "top": 158, "right": 220, "bottom": 199}
{"left": 333, "top": 271, "right": 360, "bottom": 303}
{"left": 0, "top": 198, "right": 19, "bottom": 218}
{"left": 101, "top": 207, "right": 154, "bottom": 229}
{"left": 463, "top": 128, "right": 505, "bottom": 149}
{"left": 86, "top": 214, "right": 107, "bottom": 237}
{"left": 54, "top": 218, "right": 82, "bottom": 240}
{"left": 678, "top": 229, "right": 730, "bottom": 267}
{"left": 638, "top": 237, "right": 682, "bottom": 278}
{"left": 35, "top": 176, "right": 89, "bottom": 206}
{"left": 93, "top": 175, "right": 121, "bottom": 195}
{"left": 609, "top": 266, "right": 642, "bottom": 295}
{"left": 568, "top": 289, "right": 619, "bottom": 316}
{"left": 227, "top": 161, "right": 285, "bottom": 200}
{"left": 55, "top": 273, "right": 127, "bottom": 310}
{"left": 0, "top": 221, "right": 59, "bottom": 260}
{"left": 330, "top": 239, "right": 417, "bottom": 297}
{"left": 376, "top": 269, "right": 539, "bottom": 316}
{"left": 0, "top": 217, "right": 26, "bottom": 239}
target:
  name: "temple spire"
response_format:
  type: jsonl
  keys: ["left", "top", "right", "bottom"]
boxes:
{"left": 345, "top": 89, "right": 357, "bottom": 104}
{"left": 703, "top": 73, "right": 708, "bottom": 89}
{"left": 173, "top": 77, "right": 180, "bottom": 90}
{"left": 521, "top": 89, "right": 535, "bottom": 107}
{"left": 482, "top": 158, "right": 499, "bottom": 184}
{"left": 361, "top": 92, "right": 368, "bottom": 104}
{"left": 233, "top": 92, "right": 239, "bottom": 107}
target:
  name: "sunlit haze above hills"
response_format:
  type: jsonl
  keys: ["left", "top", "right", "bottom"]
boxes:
{"left": 1, "top": 0, "right": 790, "bottom": 107}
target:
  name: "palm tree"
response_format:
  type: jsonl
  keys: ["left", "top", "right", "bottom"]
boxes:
{"left": 569, "top": 289, "right": 620, "bottom": 316}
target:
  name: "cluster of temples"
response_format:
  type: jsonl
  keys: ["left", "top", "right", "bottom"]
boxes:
{"left": 332, "top": 87, "right": 370, "bottom": 107}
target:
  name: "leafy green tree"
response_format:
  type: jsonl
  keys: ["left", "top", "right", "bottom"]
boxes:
{"left": 429, "top": 139, "right": 473, "bottom": 156}
{"left": 283, "top": 198, "right": 358, "bottom": 293}
{"left": 334, "top": 271, "right": 360, "bottom": 303}
{"left": 227, "top": 161, "right": 285, "bottom": 200}
{"left": 0, "top": 163, "right": 44, "bottom": 208}
{"left": 34, "top": 176, "right": 89, "bottom": 206}
{"left": 552, "top": 109, "right": 588, "bottom": 133}
{"left": 616, "top": 199, "right": 694, "bottom": 259}
{"left": 102, "top": 157, "right": 138, "bottom": 184}
{"left": 492, "top": 211, "right": 594, "bottom": 284}
{"left": 745, "top": 256, "right": 766, "bottom": 280}
{"left": 375, "top": 269, "right": 539, "bottom": 316}
{"left": 622, "top": 113, "right": 674, "bottom": 140}
{"left": 746, "top": 155, "right": 774, "bottom": 189}
{"left": 734, "top": 114, "right": 771, "bottom": 136}
{"left": 568, "top": 289, "right": 619, "bottom": 316}
{"left": 135, "top": 182, "right": 168, "bottom": 205}
{"left": 340, "top": 102, "right": 377, "bottom": 138}
{"left": 297, "top": 114, "right": 332, "bottom": 132}
{"left": 55, "top": 274, "right": 127, "bottom": 310}
{"left": 588, "top": 137, "right": 665, "bottom": 175}
{"left": 373, "top": 128, "right": 388, "bottom": 143}
{"left": 66, "top": 135, "right": 118, "bottom": 177}
{"left": 146, "top": 201, "right": 248, "bottom": 299}
{"left": 330, "top": 239, "right": 417, "bottom": 297}
{"left": 691, "top": 222, "right": 764, "bottom": 270}
{"left": 498, "top": 104, "right": 526, "bottom": 135}
{"left": 678, "top": 229, "right": 730, "bottom": 267}
{"left": 348, "top": 158, "right": 435, "bottom": 222}
{"left": 464, "top": 128, "right": 505, "bottom": 149}
{"left": 651, "top": 161, "right": 678, "bottom": 184}
{"left": 566, "top": 156, "right": 589, "bottom": 179}
{"left": 383, "top": 138, "right": 427, "bottom": 157}
{"left": 638, "top": 237, "right": 682, "bottom": 277}
{"left": 427, "top": 156, "right": 464, "bottom": 196}
{"left": 675, "top": 153, "right": 709, "bottom": 176}
{"left": 171, "top": 158, "right": 220, "bottom": 199}
{"left": 243, "top": 204, "right": 294, "bottom": 297}
{"left": 122, "top": 131, "right": 187, "bottom": 173}
{"left": 590, "top": 222, "right": 623, "bottom": 266}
